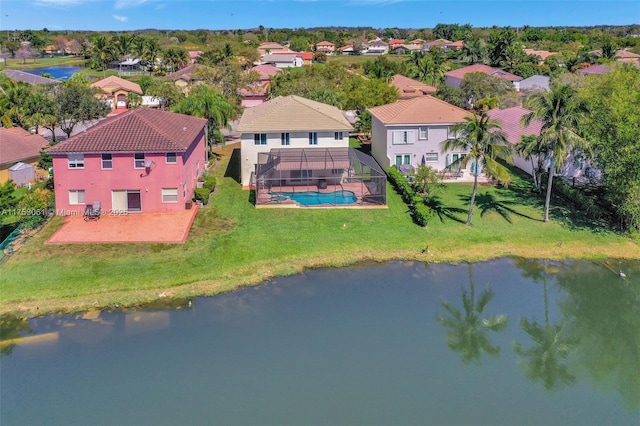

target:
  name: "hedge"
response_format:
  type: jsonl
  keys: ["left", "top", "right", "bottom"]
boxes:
{"left": 387, "top": 166, "right": 432, "bottom": 227}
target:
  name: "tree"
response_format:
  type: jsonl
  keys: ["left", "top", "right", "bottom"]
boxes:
{"left": 411, "top": 165, "right": 443, "bottom": 196}
{"left": 488, "top": 27, "right": 517, "bottom": 67}
{"left": 172, "top": 85, "right": 237, "bottom": 146}
{"left": 460, "top": 72, "right": 517, "bottom": 110}
{"left": 145, "top": 80, "right": 183, "bottom": 110}
{"left": 462, "top": 38, "right": 488, "bottom": 65}
{"left": 163, "top": 46, "right": 189, "bottom": 71}
{"left": 312, "top": 51, "right": 327, "bottom": 64}
{"left": 522, "top": 84, "right": 589, "bottom": 223}
{"left": 53, "top": 82, "right": 111, "bottom": 138}
{"left": 289, "top": 36, "right": 310, "bottom": 52}
{"left": 581, "top": 65, "right": 640, "bottom": 231}
{"left": 442, "top": 113, "right": 512, "bottom": 225}
{"left": 514, "top": 134, "right": 546, "bottom": 191}
{"left": 438, "top": 264, "right": 508, "bottom": 365}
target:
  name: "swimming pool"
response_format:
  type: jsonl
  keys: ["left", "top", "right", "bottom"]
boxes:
{"left": 271, "top": 190, "right": 357, "bottom": 205}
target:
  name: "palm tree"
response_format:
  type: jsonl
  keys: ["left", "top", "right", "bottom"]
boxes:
{"left": 514, "top": 134, "right": 547, "bottom": 191}
{"left": 462, "top": 38, "right": 488, "bottom": 65}
{"left": 512, "top": 259, "right": 577, "bottom": 390}
{"left": 522, "top": 84, "right": 589, "bottom": 222}
{"left": 442, "top": 113, "right": 512, "bottom": 225}
{"left": 90, "top": 35, "right": 113, "bottom": 77}
{"left": 438, "top": 264, "right": 508, "bottom": 365}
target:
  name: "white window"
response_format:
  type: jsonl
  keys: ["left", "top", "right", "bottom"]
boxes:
{"left": 392, "top": 130, "right": 412, "bottom": 145}
{"left": 419, "top": 127, "right": 428, "bottom": 140}
{"left": 69, "top": 190, "right": 85, "bottom": 205}
{"left": 68, "top": 154, "right": 84, "bottom": 169}
{"left": 254, "top": 133, "right": 267, "bottom": 145}
{"left": 424, "top": 153, "right": 438, "bottom": 162}
{"left": 395, "top": 155, "right": 411, "bottom": 166}
{"left": 101, "top": 154, "right": 112, "bottom": 169}
{"left": 166, "top": 152, "right": 177, "bottom": 164}
{"left": 134, "top": 153, "right": 145, "bottom": 168}
{"left": 162, "top": 188, "right": 179, "bottom": 203}
{"left": 334, "top": 132, "right": 343, "bottom": 141}
{"left": 308, "top": 132, "right": 318, "bottom": 145}
{"left": 281, "top": 133, "right": 290, "bottom": 145}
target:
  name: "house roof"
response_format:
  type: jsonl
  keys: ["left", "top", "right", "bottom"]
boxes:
{"left": 615, "top": 49, "right": 640, "bottom": 59}
{"left": 46, "top": 108, "right": 207, "bottom": 154}
{"left": 393, "top": 44, "right": 423, "bottom": 52}
{"left": 576, "top": 64, "right": 611, "bottom": 75}
{"left": 250, "top": 64, "right": 281, "bottom": 80}
{"left": 2, "top": 69, "right": 61, "bottom": 86}
{"left": 519, "top": 75, "right": 550, "bottom": 90}
{"left": 524, "top": 48, "right": 557, "bottom": 60}
{"left": 262, "top": 53, "right": 298, "bottom": 63}
{"left": 486, "top": 107, "right": 543, "bottom": 145}
{"left": 338, "top": 45, "right": 353, "bottom": 51}
{"left": 90, "top": 75, "right": 142, "bottom": 95}
{"left": 368, "top": 96, "right": 472, "bottom": 125}
{"left": 259, "top": 42, "right": 285, "bottom": 49}
{"left": 296, "top": 52, "right": 313, "bottom": 60}
{"left": 390, "top": 74, "right": 437, "bottom": 98}
{"left": 444, "top": 64, "right": 522, "bottom": 81}
{"left": 388, "top": 39, "right": 405, "bottom": 44}
{"left": 188, "top": 50, "right": 203, "bottom": 60}
{"left": 446, "top": 41, "right": 464, "bottom": 48}
{"left": 164, "top": 63, "right": 209, "bottom": 82}
{"left": 237, "top": 95, "right": 353, "bottom": 133}
{"left": 424, "top": 39, "right": 452, "bottom": 47}
{"left": 0, "top": 127, "right": 50, "bottom": 166}
{"left": 369, "top": 40, "right": 389, "bottom": 47}
{"left": 316, "top": 41, "right": 335, "bottom": 47}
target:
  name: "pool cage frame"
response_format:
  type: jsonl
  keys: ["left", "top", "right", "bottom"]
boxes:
{"left": 251, "top": 147, "right": 386, "bottom": 207}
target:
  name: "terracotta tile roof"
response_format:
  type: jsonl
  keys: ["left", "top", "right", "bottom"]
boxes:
{"left": 296, "top": 52, "right": 313, "bottom": 60}
{"left": 259, "top": 42, "right": 285, "bottom": 49}
{"left": 316, "top": 41, "right": 335, "bottom": 47}
{"left": 615, "top": 49, "right": 640, "bottom": 59}
{"left": 447, "top": 41, "right": 464, "bottom": 48}
{"left": 388, "top": 39, "right": 405, "bottom": 44}
{"left": 164, "top": 63, "right": 210, "bottom": 82}
{"left": 524, "top": 48, "right": 558, "bottom": 60}
{"left": 250, "top": 64, "right": 281, "bottom": 80}
{"left": 2, "top": 69, "right": 61, "bottom": 86}
{"left": 424, "top": 39, "right": 452, "bottom": 47}
{"left": 390, "top": 74, "right": 437, "bottom": 98}
{"left": 368, "top": 96, "right": 472, "bottom": 125}
{"left": 339, "top": 45, "right": 353, "bottom": 51}
{"left": 188, "top": 50, "right": 203, "bottom": 59}
{"left": 486, "top": 107, "right": 543, "bottom": 145}
{"left": 0, "top": 127, "right": 50, "bottom": 166}
{"left": 576, "top": 64, "right": 611, "bottom": 75}
{"left": 90, "top": 75, "right": 142, "bottom": 95}
{"left": 47, "top": 108, "right": 206, "bottom": 154}
{"left": 237, "top": 95, "right": 353, "bottom": 133}
{"left": 444, "top": 64, "right": 522, "bottom": 81}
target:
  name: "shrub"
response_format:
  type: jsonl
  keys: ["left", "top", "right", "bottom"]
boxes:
{"left": 194, "top": 188, "right": 211, "bottom": 205}
{"left": 387, "top": 166, "right": 432, "bottom": 227}
{"left": 203, "top": 176, "right": 216, "bottom": 192}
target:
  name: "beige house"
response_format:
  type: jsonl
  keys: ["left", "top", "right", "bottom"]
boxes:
{"left": 91, "top": 76, "right": 143, "bottom": 110}
{"left": 0, "top": 127, "right": 49, "bottom": 183}
{"left": 315, "top": 41, "right": 336, "bottom": 54}
{"left": 163, "top": 63, "right": 210, "bottom": 94}
{"left": 238, "top": 95, "right": 353, "bottom": 188}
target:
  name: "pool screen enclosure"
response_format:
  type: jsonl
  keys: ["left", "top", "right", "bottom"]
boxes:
{"left": 251, "top": 147, "right": 386, "bottom": 207}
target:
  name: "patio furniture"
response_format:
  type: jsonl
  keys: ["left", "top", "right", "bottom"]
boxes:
{"left": 84, "top": 201, "right": 101, "bottom": 221}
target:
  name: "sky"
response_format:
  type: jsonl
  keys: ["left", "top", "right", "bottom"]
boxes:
{"left": 0, "top": 0, "right": 637, "bottom": 32}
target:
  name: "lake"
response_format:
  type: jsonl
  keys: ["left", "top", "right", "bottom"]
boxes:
{"left": 1, "top": 258, "right": 638, "bottom": 425}
{"left": 22, "top": 66, "right": 82, "bottom": 80}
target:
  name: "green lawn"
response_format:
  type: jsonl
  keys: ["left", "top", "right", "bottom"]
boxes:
{"left": 1, "top": 145, "right": 638, "bottom": 315}
{"left": 2, "top": 56, "right": 88, "bottom": 70}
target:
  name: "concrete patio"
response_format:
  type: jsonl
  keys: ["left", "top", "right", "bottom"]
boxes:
{"left": 46, "top": 207, "right": 199, "bottom": 244}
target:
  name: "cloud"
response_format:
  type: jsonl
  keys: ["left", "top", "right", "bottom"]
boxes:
{"left": 33, "top": 0, "right": 85, "bottom": 7}
{"left": 113, "top": 14, "right": 128, "bottom": 22}
{"left": 114, "top": 0, "right": 150, "bottom": 10}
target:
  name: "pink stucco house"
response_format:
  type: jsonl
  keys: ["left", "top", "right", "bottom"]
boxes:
{"left": 47, "top": 108, "right": 207, "bottom": 215}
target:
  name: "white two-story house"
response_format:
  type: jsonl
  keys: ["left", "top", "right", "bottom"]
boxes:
{"left": 238, "top": 95, "right": 353, "bottom": 188}
{"left": 369, "top": 96, "right": 472, "bottom": 177}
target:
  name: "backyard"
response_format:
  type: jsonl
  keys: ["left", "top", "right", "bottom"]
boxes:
{"left": 1, "top": 145, "right": 638, "bottom": 315}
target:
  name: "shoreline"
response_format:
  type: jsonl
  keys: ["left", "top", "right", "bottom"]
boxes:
{"left": 3, "top": 247, "right": 638, "bottom": 318}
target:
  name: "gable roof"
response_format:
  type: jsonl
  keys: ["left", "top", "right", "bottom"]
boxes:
{"left": 90, "top": 75, "right": 142, "bottom": 95}
{"left": 262, "top": 53, "right": 298, "bottom": 63}
{"left": 390, "top": 74, "right": 437, "bottom": 98}
{"left": 0, "top": 127, "right": 50, "bottom": 166}
{"left": 519, "top": 75, "right": 550, "bottom": 90}
{"left": 524, "top": 48, "right": 557, "bottom": 60}
{"left": 164, "top": 63, "right": 210, "bottom": 82}
{"left": 46, "top": 108, "right": 206, "bottom": 154}
{"left": 368, "top": 96, "right": 472, "bottom": 125}
{"left": 444, "top": 64, "right": 522, "bottom": 81}
{"left": 615, "top": 49, "right": 640, "bottom": 59}
{"left": 576, "top": 64, "right": 611, "bottom": 75}
{"left": 2, "top": 69, "right": 61, "bottom": 86}
{"left": 237, "top": 95, "right": 353, "bottom": 133}
{"left": 316, "top": 41, "right": 335, "bottom": 47}
{"left": 486, "top": 107, "right": 543, "bottom": 145}
{"left": 259, "top": 42, "right": 285, "bottom": 49}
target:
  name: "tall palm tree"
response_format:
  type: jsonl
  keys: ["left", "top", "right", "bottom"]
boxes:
{"left": 143, "top": 38, "right": 161, "bottom": 75}
{"left": 90, "top": 35, "right": 113, "bottom": 77}
{"left": 522, "top": 84, "right": 589, "bottom": 222}
{"left": 462, "top": 38, "right": 488, "bottom": 65}
{"left": 442, "top": 113, "right": 512, "bottom": 226}
{"left": 439, "top": 264, "right": 508, "bottom": 365}
{"left": 512, "top": 259, "right": 577, "bottom": 390}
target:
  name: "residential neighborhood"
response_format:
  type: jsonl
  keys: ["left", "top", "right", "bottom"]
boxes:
{"left": 0, "top": 4, "right": 639, "bottom": 424}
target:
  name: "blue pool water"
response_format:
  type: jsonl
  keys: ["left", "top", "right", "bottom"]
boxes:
{"left": 272, "top": 190, "right": 357, "bottom": 205}
{"left": 22, "top": 66, "right": 82, "bottom": 80}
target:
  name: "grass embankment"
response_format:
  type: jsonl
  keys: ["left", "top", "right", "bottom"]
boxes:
{"left": 1, "top": 146, "right": 638, "bottom": 316}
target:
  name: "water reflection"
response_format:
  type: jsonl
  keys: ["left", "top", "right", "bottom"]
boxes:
{"left": 0, "top": 314, "right": 33, "bottom": 356}
{"left": 438, "top": 263, "right": 508, "bottom": 365}
{"left": 512, "top": 259, "right": 577, "bottom": 390}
